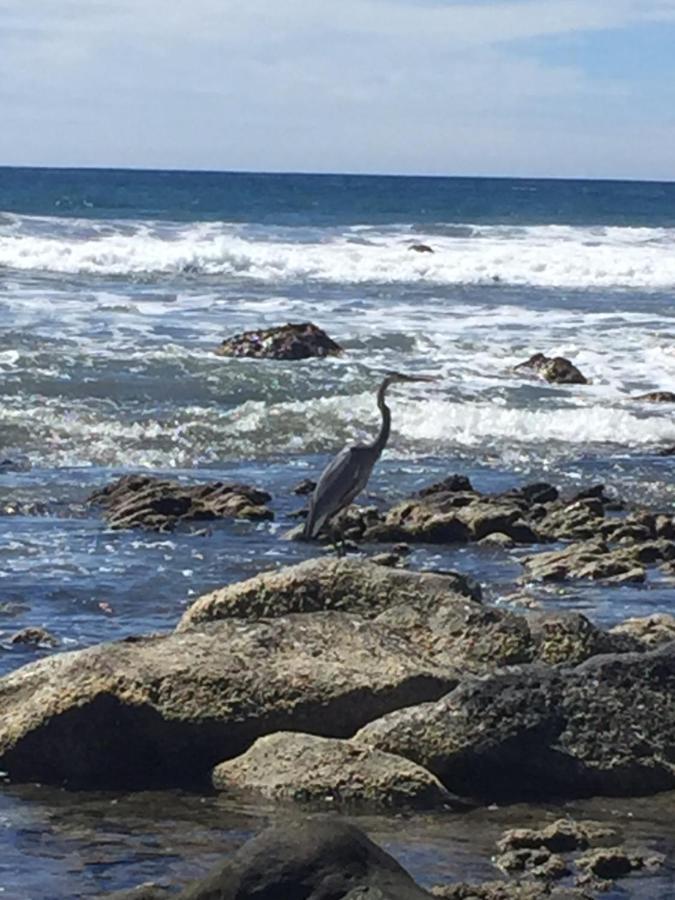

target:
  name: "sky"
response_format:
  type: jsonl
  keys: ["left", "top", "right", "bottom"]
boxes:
{"left": 0, "top": 0, "right": 674, "bottom": 179}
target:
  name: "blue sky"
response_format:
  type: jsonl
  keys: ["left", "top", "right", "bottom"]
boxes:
{"left": 0, "top": 0, "right": 674, "bottom": 179}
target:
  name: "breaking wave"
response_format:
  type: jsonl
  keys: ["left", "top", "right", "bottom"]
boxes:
{"left": 3, "top": 214, "right": 675, "bottom": 288}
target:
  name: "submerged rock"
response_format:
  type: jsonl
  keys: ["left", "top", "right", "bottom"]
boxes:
{"left": 355, "top": 643, "right": 675, "bottom": 801}
{"left": 179, "top": 557, "right": 481, "bottom": 629}
{"left": 409, "top": 243, "right": 435, "bottom": 253}
{"left": 0, "top": 612, "right": 455, "bottom": 787}
{"left": 514, "top": 354, "right": 588, "bottom": 385}
{"left": 89, "top": 474, "right": 272, "bottom": 531}
{"left": 216, "top": 322, "right": 342, "bottom": 360}
{"left": 212, "top": 731, "right": 459, "bottom": 810}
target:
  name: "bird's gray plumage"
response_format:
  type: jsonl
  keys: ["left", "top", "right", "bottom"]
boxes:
{"left": 303, "top": 372, "right": 435, "bottom": 541}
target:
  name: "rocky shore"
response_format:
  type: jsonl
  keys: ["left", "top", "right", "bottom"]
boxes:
{"left": 1, "top": 472, "right": 673, "bottom": 898}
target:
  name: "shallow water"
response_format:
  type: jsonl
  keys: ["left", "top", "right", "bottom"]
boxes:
{"left": 0, "top": 170, "right": 674, "bottom": 898}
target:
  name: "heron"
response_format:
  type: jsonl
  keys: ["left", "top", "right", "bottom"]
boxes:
{"left": 303, "top": 371, "right": 437, "bottom": 545}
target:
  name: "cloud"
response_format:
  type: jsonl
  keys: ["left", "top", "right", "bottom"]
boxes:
{"left": 0, "top": 0, "right": 674, "bottom": 177}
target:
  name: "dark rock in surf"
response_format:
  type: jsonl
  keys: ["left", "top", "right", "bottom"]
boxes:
{"left": 216, "top": 322, "right": 342, "bottom": 360}
{"left": 634, "top": 390, "right": 675, "bottom": 403}
{"left": 409, "top": 243, "right": 435, "bottom": 254}
{"left": 514, "top": 353, "right": 588, "bottom": 385}
{"left": 88, "top": 474, "right": 272, "bottom": 531}
{"left": 9, "top": 627, "right": 59, "bottom": 648}
{"left": 432, "top": 882, "right": 590, "bottom": 898}
{"left": 0, "top": 611, "right": 456, "bottom": 787}
{"left": 657, "top": 445, "right": 675, "bottom": 456}
{"left": 355, "top": 642, "right": 675, "bottom": 802}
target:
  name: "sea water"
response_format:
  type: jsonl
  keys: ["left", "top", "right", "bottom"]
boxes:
{"left": 0, "top": 169, "right": 674, "bottom": 898}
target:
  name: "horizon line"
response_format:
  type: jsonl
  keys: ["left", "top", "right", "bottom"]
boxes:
{"left": 0, "top": 163, "right": 674, "bottom": 186}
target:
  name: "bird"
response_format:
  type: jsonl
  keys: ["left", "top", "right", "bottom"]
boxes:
{"left": 303, "top": 371, "right": 437, "bottom": 544}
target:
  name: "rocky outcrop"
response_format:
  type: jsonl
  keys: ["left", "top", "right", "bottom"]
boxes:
{"left": 497, "top": 819, "right": 621, "bottom": 855}
{"left": 514, "top": 354, "right": 588, "bottom": 385}
{"left": 576, "top": 847, "right": 664, "bottom": 881}
{"left": 432, "top": 883, "right": 591, "bottom": 899}
{"left": 0, "top": 613, "right": 455, "bottom": 787}
{"left": 9, "top": 627, "right": 59, "bottom": 648}
{"left": 355, "top": 643, "right": 675, "bottom": 801}
{"left": 88, "top": 474, "right": 272, "bottom": 531}
{"left": 522, "top": 536, "right": 675, "bottom": 584}
{"left": 211, "top": 731, "right": 460, "bottom": 809}
{"left": 178, "top": 557, "right": 481, "bottom": 629}
{"left": 216, "top": 322, "right": 342, "bottom": 360}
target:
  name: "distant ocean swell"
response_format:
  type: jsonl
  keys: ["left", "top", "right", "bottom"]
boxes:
{"left": 2, "top": 214, "right": 675, "bottom": 288}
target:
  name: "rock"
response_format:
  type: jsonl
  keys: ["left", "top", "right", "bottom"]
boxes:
{"left": 216, "top": 322, "right": 342, "bottom": 360}
{"left": 179, "top": 557, "right": 481, "bottom": 629}
{"left": 537, "top": 501, "right": 604, "bottom": 542}
{"left": 292, "top": 478, "right": 316, "bottom": 495}
{"left": 514, "top": 354, "right": 587, "bottom": 385}
{"left": 431, "top": 883, "right": 591, "bottom": 899}
{"left": 0, "top": 612, "right": 456, "bottom": 787}
{"left": 497, "top": 819, "right": 621, "bottom": 854}
{"left": 370, "top": 551, "right": 407, "bottom": 567}
{"left": 101, "top": 886, "right": 169, "bottom": 900}
{"left": 178, "top": 819, "right": 432, "bottom": 900}
{"left": 0, "top": 602, "right": 30, "bottom": 618}
{"left": 355, "top": 643, "right": 675, "bottom": 801}
{"left": 9, "top": 627, "right": 59, "bottom": 648}
{"left": 409, "top": 243, "right": 434, "bottom": 253}
{"left": 478, "top": 532, "right": 515, "bottom": 549}
{"left": 657, "top": 445, "right": 675, "bottom": 456}
{"left": 524, "top": 612, "right": 636, "bottom": 665}
{"left": 212, "top": 732, "right": 460, "bottom": 810}
{"left": 634, "top": 391, "right": 675, "bottom": 403}
{"left": 418, "top": 474, "right": 475, "bottom": 497}
{"left": 494, "top": 848, "right": 570, "bottom": 880}
{"left": 521, "top": 539, "right": 646, "bottom": 583}
{"left": 576, "top": 847, "right": 665, "bottom": 880}
{"left": 610, "top": 614, "right": 675, "bottom": 647}
{"left": 88, "top": 474, "right": 272, "bottom": 531}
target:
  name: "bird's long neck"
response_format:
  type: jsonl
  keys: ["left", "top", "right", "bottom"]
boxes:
{"left": 371, "top": 378, "right": 392, "bottom": 454}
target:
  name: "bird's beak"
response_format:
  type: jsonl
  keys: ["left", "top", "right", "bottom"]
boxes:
{"left": 406, "top": 374, "right": 438, "bottom": 383}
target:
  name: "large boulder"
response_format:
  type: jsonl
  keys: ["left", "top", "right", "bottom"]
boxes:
{"left": 355, "top": 643, "right": 675, "bottom": 801}
{"left": 104, "top": 819, "right": 433, "bottom": 900}
{"left": 89, "top": 474, "right": 272, "bottom": 531}
{"left": 216, "top": 322, "right": 342, "bottom": 360}
{"left": 179, "top": 557, "right": 481, "bottom": 629}
{"left": 0, "top": 613, "right": 456, "bottom": 787}
{"left": 211, "top": 731, "right": 459, "bottom": 810}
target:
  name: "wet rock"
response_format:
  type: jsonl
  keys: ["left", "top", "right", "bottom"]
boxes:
{"left": 514, "top": 354, "right": 587, "bottom": 385}
{"left": 0, "top": 602, "right": 30, "bottom": 618}
{"left": 610, "top": 613, "right": 675, "bottom": 647}
{"left": 216, "top": 322, "right": 342, "bottom": 360}
{"left": 179, "top": 557, "right": 481, "bottom": 629}
{"left": 89, "top": 474, "right": 272, "bottom": 532}
{"left": 634, "top": 391, "right": 675, "bottom": 403}
{"left": 657, "top": 445, "right": 675, "bottom": 456}
{"left": 418, "top": 474, "right": 475, "bottom": 497}
{"left": 409, "top": 243, "right": 434, "bottom": 253}
{"left": 370, "top": 551, "right": 407, "bottom": 567}
{"left": 212, "top": 731, "right": 459, "bottom": 810}
{"left": 0, "top": 612, "right": 456, "bottom": 787}
{"left": 537, "top": 500, "right": 604, "bottom": 542}
{"left": 355, "top": 643, "right": 675, "bottom": 801}
{"left": 102, "top": 886, "right": 169, "bottom": 900}
{"left": 497, "top": 819, "right": 621, "bottom": 855}
{"left": 292, "top": 477, "right": 316, "bottom": 495}
{"left": 0, "top": 457, "right": 31, "bottom": 473}
{"left": 495, "top": 848, "right": 570, "bottom": 880}
{"left": 521, "top": 539, "right": 646, "bottom": 583}
{"left": 576, "top": 847, "right": 665, "bottom": 880}
{"left": 9, "top": 627, "right": 59, "bottom": 648}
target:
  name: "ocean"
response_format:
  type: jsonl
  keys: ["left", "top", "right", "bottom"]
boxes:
{"left": 0, "top": 168, "right": 674, "bottom": 898}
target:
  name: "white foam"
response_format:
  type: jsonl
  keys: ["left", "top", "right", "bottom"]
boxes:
{"left": 3, "top": 216, "right": 675, "bottom": 288}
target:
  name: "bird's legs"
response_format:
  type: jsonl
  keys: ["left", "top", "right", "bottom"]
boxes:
{"left": 327, "top": 520, "right": 347, "bottom": 558}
